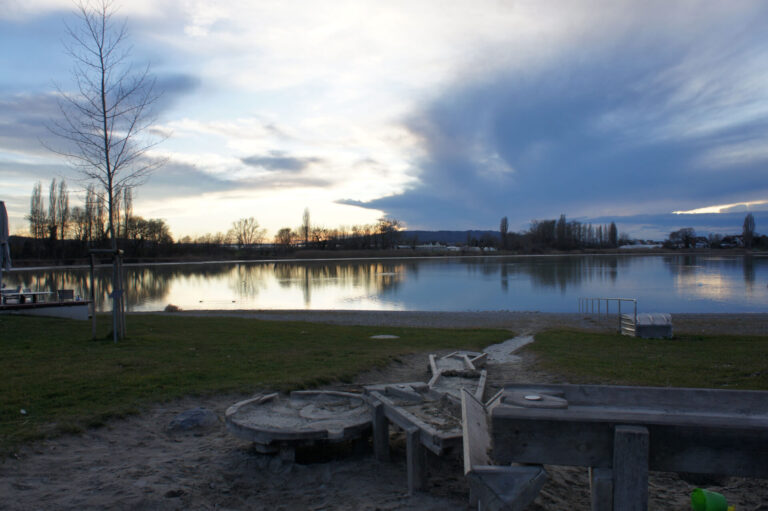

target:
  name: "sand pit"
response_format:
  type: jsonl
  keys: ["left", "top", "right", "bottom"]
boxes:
{"left": 225, "top": 391, "right": 371, "bottom": 457}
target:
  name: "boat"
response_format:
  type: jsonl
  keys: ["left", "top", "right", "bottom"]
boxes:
{"left": 1, "top": 288, "right": 91, "bottom": 320}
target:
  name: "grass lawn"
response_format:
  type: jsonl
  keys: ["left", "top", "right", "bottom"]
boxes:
{"left": 527, "top": 329, "right": 768, "bottom": 390}
{"left": 0, "top": 314, "right": 510, "bottom": 452}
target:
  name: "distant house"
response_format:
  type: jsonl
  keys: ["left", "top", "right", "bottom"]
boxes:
{"left": 720, "top": 235, "right": 744, "bottom": 248}
{"left": 693, "top": 236, "right": 709, "bottom": 249}
{"left": 414, "top": 242, "right": 447, "bottom": 251}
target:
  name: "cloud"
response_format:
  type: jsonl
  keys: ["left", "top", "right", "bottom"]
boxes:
{"left": 353, "top": 3, "right": 768, "bottom": 230}
{"left": 153, "top": 72, "right": 202, "bottom": 113}
{"left": 241, "top": 152, "right": 323, "bottom": 172}
{"left": 0, "top": 92, "right": 62, "bottom": 156}
{"left": 138, "top": 157, "right": 334, "bottom": 202}
{"left": 586, "top": 210, "right": 768, "bottom": 240}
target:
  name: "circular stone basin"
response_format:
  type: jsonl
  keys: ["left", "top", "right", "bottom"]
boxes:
{"left": 225, "top": 391, "right": 371, "bottom": 449}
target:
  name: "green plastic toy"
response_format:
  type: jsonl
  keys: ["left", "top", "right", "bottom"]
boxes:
{"left": 691, "top": 488, "right": 733, "bottom": 511}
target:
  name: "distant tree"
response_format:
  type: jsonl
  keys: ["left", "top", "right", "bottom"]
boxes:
{"left": 229, "top": 217, "right": 265, "bottom": 247}
{"left": 47, "top": 179, "right": 59, "bottom": 242}
{"left": 56, "top": 180, "right": 70, "bottom": 239}
{"left": 122, "top": 188, "right": 133, "bottom": 239}
{"left": 376, "top": 217, "right": 402, "bottom": 249}
{"left": 70, "top": 206, "right": 88, "bottom": 241}
{"left": 556, "top": 214, "right": 567, "bottom": 249}
{"left": 529, "top": 219, "right": 556, "bottom": 247}
{"left": 708, "top": 233, "right": 723, "bottom": 248}
{"left": 608, "top": 222, "right": 618, "bottom": 248}
{"left": 743, "top": 213, "right": 755, "bottom": 249}
{"left": 28, "top": 181, "right": 47, "bottom": 239}
{"left": 301, "top": 208, "right": 310, "bottom": 247}
{"left": 618, "top": 232, "right": 631, "bottom": 246}
{"left": 128, "top": 216, "right": 172, "bottom": 244}
{"left": 499, "top": 216, "right": 508, "bottom": 250}
{"left": 669, "top": 227, "right": 696, "bottom": 248}
{"left": 479, "top": 232, "right": 497, "bottom": 249}
{"left": 275, "top": 227, "right": 293, "bottom": 246}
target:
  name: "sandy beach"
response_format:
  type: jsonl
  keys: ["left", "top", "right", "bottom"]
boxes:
{"left": 2, "top": 311, "right": 767, "bottom": 510}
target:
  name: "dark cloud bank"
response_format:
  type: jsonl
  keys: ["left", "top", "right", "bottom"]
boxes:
{"left": 353, "top": 8, "right": 768, "bottom": 238}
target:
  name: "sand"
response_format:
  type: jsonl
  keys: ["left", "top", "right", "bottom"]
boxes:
{"left": 2, "top": 311, "right": 767, "bottom": 510}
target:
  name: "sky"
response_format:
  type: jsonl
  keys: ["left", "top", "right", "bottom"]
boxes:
{"left": 2, "top": 0, "right": 768, "bottom": 240}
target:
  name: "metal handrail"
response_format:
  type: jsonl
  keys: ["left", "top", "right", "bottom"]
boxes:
{"left": 578, "top": 297, "right": 637, "bottom": 334}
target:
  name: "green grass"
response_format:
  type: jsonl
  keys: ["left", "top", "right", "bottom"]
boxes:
{"left": 0, "top": 314, "right": 510, "bottom": 452}
{"left": 526, "top": 329, "right": 768, "bottom": 390}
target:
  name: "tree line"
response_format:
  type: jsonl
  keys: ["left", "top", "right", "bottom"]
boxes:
{"left": 179, "top": 209, "right": 403, "bottom": 252}
{"left": 665, "top": 213, "right": 766, "bottom": 250}
{"left": 495, "top": 214, "right": 621, "bottom": 251}
{"left": 22, "top": 179, "right": 172, "bottom": 259}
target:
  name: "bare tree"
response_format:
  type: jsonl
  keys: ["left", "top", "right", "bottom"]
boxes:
{"left": 48, "top": 0, "right": 165, "bottom": 250}
{"left": 301, "top": 208, "right": 310, "bottom": 247}
{"left": 57, "top": 180, "right": 70, "bottom": 239}
{"left": 122, "top": 188, "right": 133, "bottom": 239}
{"left": 743, "top": 213, "right": 755, "bottom": 249}
{"left": 28, "top": 181, "right": 47, "bottom": 239}
{"left": 229, "top": 217, "right": 266, "bottom": 247}
{"left": 499, "top": 216, "right": 508, "bottom": 250}
{"left": 608, "top": 222, "right": 618, "bottom": 248}
{"left": 48, "top": 179, "right": 59, "bottom": 242}
{"left": 275, "top": 227, "right": 293, "bottom": 246}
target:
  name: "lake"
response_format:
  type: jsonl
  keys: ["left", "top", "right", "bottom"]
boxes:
{"left": 4, "top": 254, "right": 767, "bottom": 313}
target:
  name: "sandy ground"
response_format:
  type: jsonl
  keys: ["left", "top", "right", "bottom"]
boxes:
{"left": 2, "top": 311, "right": 768, "bottom": 510}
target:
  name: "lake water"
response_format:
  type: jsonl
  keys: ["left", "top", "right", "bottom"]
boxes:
{"left": 4, "top": 254, "right": 767, "bottom": 313}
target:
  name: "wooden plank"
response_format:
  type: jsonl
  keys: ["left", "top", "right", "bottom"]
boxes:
{"left": 498, "top": 383, "right": 768, "bottom": 417}
{"left": 612, "top": 425, "right": 648, "bottom": 511}
{"left": 492, "top": 415, "right": 768, "bottom": 477}
{"left": 429, "top": 354, "right": 439, "bottom": 375}
{"left": 471, "top": 352, "right": 488, "bottom": 368}
{"left": 461, "top": 388, "right": 491, "bottom": 475}
{"left": 383, "top": 384, "right": 424, "bottom": 402}
{"left": 475, "top": 369, "right": 487, "bottom": 402}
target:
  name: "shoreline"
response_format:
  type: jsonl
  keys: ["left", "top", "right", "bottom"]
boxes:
{"left": 8, "top": 249, "right": 765, "bottom": 271}
{"left": 155, "top": 310, "right": 768, "bottom": 336}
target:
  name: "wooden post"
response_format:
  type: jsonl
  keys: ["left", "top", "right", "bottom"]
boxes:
{"left": 112, "top": 253, "right": 118, "bottom": 343}
{"left": 590, "top": 467, "right": 613, "bottom": 511}
{"left": 612, "top": 425, "right": 649, "bottom": 511}
{"left": 406, "top": 426, "right": 426, "bottom": 494}
{"left": 372, "top": 401, "right": 389, "bottom": 461}
{"left": 117, "top": 254, "right": 126, "bottom": 337}
{"left": 90, "top": 253, "right": 97, "bottom": 339}
{"left": 618, "top": 301, "right": 622, "bottom": 333}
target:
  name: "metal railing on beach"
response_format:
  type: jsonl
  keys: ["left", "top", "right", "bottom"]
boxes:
{"left": 578, "top": 297, "right": 637, "bottom": 336}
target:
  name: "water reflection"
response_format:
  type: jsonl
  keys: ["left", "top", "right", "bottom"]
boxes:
{"left": 4, "top": 255, "right": 766, "bottom": 312}
{"left": 662, "top": 255, "right": 763, "bottom": 301}
{"left": 496, "top": 256, "right": 624, "bottom": 292}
